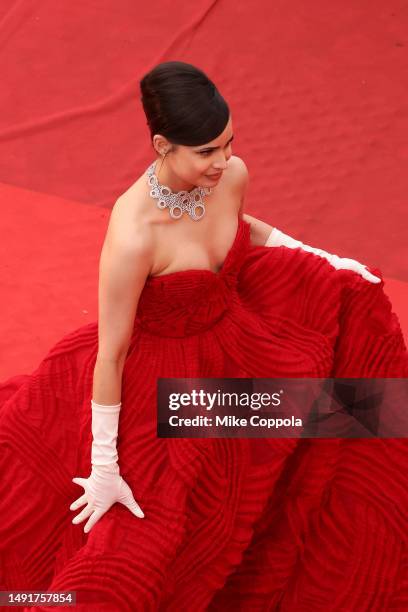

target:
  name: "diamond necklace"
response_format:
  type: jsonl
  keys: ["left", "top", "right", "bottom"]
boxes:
{"left": 146, "top": 160, "right": 213, "bottom": 221}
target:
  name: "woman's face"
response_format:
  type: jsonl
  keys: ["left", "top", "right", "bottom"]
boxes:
{"left": 183, "top": 115, "right": 234, "bottom": 184}
{"left": 154, "top": 115, "right": 234, "bottom": 190}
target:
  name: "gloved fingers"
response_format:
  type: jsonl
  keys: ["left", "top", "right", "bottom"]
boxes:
{"left": 265, "top": 231, "right": 382, "bottom": 285}
{"left": 70, "top": 493, "right": 87, "bottom": 511}
{"left": 72, "top": 477, "right": 88, "bottom": 489}
{"left": 121, "top": 494, "right": 145, "bottom": 518}
{"left": 336, "top": 257, "right": 381, "bottom": 283}
{"left": 360, "top": 266, "right": 381, "bottom": 284}
{"left": 83, "top": 509, "right": 105, "bottom": 534}
{"left": 72, "top": 502, "right": 94, "bottom": 526}
{"left": 118, "top": 481, "right": 145, "bottom": 518}
{"left": 339, "top": 257, "right": 363, "bottom": 273}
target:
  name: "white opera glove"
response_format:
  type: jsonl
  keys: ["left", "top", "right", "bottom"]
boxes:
{"left": 70, "top": 400, "right": 144, "bottom": 533}
{"left": 265, "top": 228, "right": 381, "bottom": 284}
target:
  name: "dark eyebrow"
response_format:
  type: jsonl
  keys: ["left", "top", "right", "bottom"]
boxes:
{"left": 196, "top": 134, "right": 234, "bottom": 152}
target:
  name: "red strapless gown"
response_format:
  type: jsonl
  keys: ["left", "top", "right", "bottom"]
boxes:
{"left": 0, "top": 217, "right": 407, "bottom": 611}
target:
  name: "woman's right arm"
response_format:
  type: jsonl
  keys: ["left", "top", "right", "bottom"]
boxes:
{"left": 71, "top": 197, "right": 153, "bottom": 532}
{"left": 92, "top": 197, "right": 154, "bottom": 404}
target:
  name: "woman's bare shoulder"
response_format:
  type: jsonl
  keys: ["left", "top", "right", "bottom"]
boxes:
{"left": 227, "top": 155, "right": 249, "bottom": 191}
{"left": 107, "top": 185, "right": 154, "bottom": 257}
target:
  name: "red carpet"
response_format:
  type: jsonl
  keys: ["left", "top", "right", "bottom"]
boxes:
{"left": 0, "top": 2, "right": 407, "bottom": 609}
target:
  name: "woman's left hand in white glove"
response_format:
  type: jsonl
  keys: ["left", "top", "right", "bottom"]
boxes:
{"left": 265, "top": 228, "right": 381, "bottom": 284}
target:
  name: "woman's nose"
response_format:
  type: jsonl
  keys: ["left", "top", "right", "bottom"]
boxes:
{"left": 214, "top": 154, "right": 230, "bottom": 169}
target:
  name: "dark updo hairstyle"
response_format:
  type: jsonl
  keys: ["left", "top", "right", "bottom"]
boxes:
{"left": 140, "top": 61, "right": 230, "bottom": 152}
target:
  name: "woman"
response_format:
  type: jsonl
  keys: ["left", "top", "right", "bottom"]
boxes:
{"left": 0, "top": 61, "right": 407, "bottom": 611}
